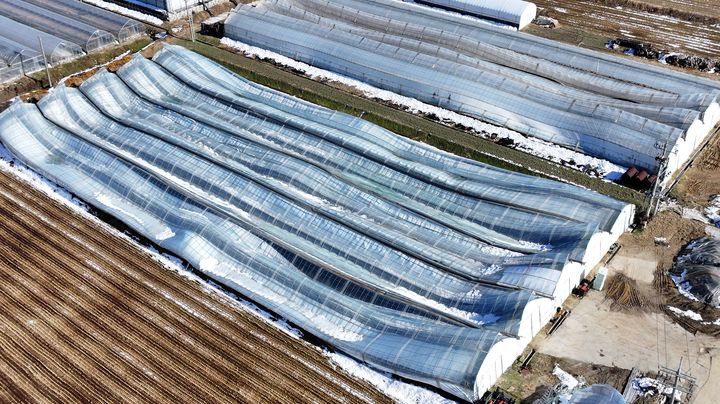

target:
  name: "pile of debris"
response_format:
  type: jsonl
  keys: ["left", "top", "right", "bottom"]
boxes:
{"left": 605, "top": 273, "right": 651, "bottom": 311}
{"left": 533, "top": 366, "right": 625, "bottom": 403}
{"left": 631, "top": 374, "right": 684, "bottom": 402}
{"left": 532, "top": 16, "right": 559, "bottom": 28}
{"left": 670, "top": 238, "right": 720, "bottom": 308}
{"left": 607, "top": 38, "right": 720, "bottom": 75}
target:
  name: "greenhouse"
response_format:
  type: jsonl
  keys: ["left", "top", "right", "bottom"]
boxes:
{"left": 0, "top": 45, "right": 633, "bottom": 401}
{"left": 411, "top": 0, "right": 537, "bottom": 29}
{"left": 0, "top": 0, "right": 118, "bottom": 53}
{"left": 0, "top": 0, "right": 147, "bottom": 85}
{"left": 224, "top": 0, "right": 720, "bottom": 181}
{"left": 672, "top": 238, "right": 720, "bottom": 307}
{"left": 21, "top": 0, "right": 146, "bottom": 43}
{"left": 0, "top": 36, "right": 42, "bottom": 84}
{"left": 106, "top": 0, "right": 230, "bottom": 19}
{"left": 0, "top": 14, "right": 85, "bottom": 84}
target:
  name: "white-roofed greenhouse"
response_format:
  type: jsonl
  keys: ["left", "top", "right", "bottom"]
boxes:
{"left": 410, "top": 0, "right": 537, "bottom": 29}
{"left": 0, "top": 45, "right": 634, "bottom": 401}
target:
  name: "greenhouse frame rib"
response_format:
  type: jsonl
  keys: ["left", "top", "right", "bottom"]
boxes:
{"left": 0, "top": 45, "right": 634, "bottom": 401}
{"left": 223, "top": 0, "right": 720, "bottom": 182}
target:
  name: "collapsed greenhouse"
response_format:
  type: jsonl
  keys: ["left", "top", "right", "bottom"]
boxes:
{"left": 0, "top": 0, "right": 144, "bottom": 85}
{"left": 223, "top": 0, "right": 720, "bottom": 182}
{"left": 672, "top": 238, "right": 720, "bottom": 308}
{"left": 0, "top": 45, "right": 634, "bottom": 401}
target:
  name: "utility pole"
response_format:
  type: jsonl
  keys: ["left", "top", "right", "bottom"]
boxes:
{"left": 658, "top": 357, "right": 696, "bottom": 404}
{"left": 185, "top": 0, "right": 196, "bottom": 42}
{"left": 38, "top": 36, "right": 52, "bottom": 87}
{"left": 648, "top": 141, "right": 669, "bottom": 218}
{"left": 669, "top": 357, "right": 682, "bottom": 404}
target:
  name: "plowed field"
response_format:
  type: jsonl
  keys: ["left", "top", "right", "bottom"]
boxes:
{"left": 0, "top": 168, "right": 391, "bottom": 403}
{"left": 533, "top": 0, "right": 720, "bottom": 58}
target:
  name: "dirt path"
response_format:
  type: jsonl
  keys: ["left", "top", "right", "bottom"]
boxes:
{"left": 0, "top": 169, "right": 392, "bottom": 403}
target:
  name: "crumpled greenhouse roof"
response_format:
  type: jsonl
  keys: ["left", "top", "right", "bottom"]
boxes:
{"left": 0, "top": 44, "right": 632, "bottom": 401}
{"left": 672, "top": 237, "right": 720, "bottom": 308}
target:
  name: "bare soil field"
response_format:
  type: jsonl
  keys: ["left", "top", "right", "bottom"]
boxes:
{"left": 674, "top": 128, "right": 720, "bottom": 209}
{"left": 0, "top": 169, "right": 390, "bottom": 403}
{"left": 592, "top": 0, "right": 719, "bottom": 21}
{"left": 531, "top": 0, "right": 720, "bottom": 59}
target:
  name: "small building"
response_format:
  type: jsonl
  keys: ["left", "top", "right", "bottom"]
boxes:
{"left": 201, "top": 12, "right": 229, "bottom": 37}
{"left": 107, "top": 0, "right": 228, "bottom": 21}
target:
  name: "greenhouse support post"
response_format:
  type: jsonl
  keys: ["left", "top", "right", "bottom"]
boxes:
{"left": 38, "top": 36, "right": 52, "bottom": 87}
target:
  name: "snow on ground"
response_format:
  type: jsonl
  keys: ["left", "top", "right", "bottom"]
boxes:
{"left": 220, "top": 38, "right": 627, "bottom": 181}
{"left": 81, "top": 0, "right": 164, "bottom": 26}
{"left": 0, "top": 141, "right": 449, "bottom": 403}
{"left": 552, "top": 365, "right": 579, "bottom": 389}
{"left": 670, "top": 271, "right": 703, "bottom": 303}
{"left": 659, "top": 199, "right": 711, "bottom": 225}
{"left": 704, "top": 195, "right": 720, "bottom": 227}
{"left": 327, "top": 352, "right": 454, "bottom": 404}
{"left": 667, "top": 306, "right": 703, "bottom": 321}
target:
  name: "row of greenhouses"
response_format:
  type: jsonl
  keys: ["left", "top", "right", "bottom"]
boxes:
{"left": 0, "top": 45, "right": 634, "bottom": 401}
{"left": 0, "top": 0, "right": 144, "bottom": 84}
{"left": 224, "top": 0, "right": 720, "bottom": 181}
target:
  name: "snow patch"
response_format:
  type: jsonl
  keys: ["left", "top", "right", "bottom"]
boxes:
{"left": 219, "top": 38, "right": 627, "bottom": 181}
{"left": 670, "top": 270, "right": 702, "bottom": 303}
{"left": 704, "top": 195, "right": 720, "bottom": 227}
{"left": 395, "top": 287, "right": 498, "bottom": 326}
{"left": 326, "top": 351, "right": 454, "bottom": 404}
{"left": 155, "top": 227, "right": 175, "bottom": 241}
{"left": 667, "top": 306, "right": 703, "bottom": 321}
{"left": 310, "top": 314, "right": 364, "bottom": 342}
{"left": 94, "top": 192, "right": 146, "bottom": 226}
{"left": 199, "top": 257, "right": 219, "bottom": 271}
{"left": 553, "top": 365, "right": 579, "bottom": 390}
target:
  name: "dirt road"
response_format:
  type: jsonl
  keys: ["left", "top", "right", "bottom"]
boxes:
{"left": 0, "top": 168, "right": 391, "bottom": 403}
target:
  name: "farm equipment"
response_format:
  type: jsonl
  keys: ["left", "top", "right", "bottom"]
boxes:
{"left": 572, "top": 279, "right": 592, "bottom": 298}
{"left": 479, "top": 389, "right": 517, "bottom": 404}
